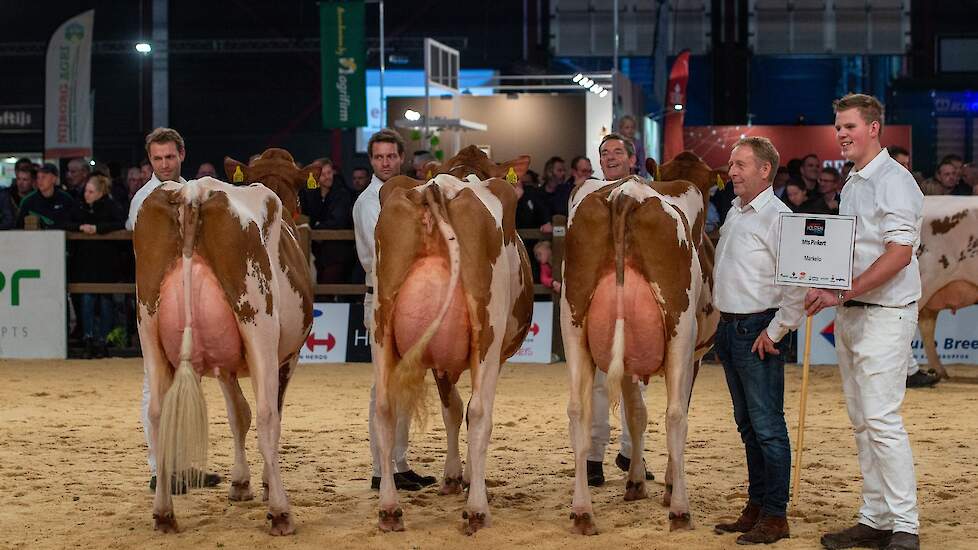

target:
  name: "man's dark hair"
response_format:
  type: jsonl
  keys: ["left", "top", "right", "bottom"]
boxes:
{"left": 367, "top": 128, "right": 405, "bottom": 157}
{"left": 940, "top": 153, "right": 963, "bottom": 164}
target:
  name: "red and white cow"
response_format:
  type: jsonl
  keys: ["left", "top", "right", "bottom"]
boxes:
{"left": 562, "top": 155, "right": 717, "bottom": 535}
{"left": 134, "top": 149, "right": 317, "bottom": 535}
{"left": 915, "top": 196, "right": 978, "bottom": 379}
{"left": 371, "top": 146, "right": 533, "bottom": 534}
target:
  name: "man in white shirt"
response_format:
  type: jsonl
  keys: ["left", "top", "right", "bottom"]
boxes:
{"left": 712, "top": 136, "right": 803, "bottom": 545}
{"left": 586, "top": 133, "right": 654, "bottom": 486}
{"left": 353, "top": 129, "right": 435, "bottom": 491}
{"left": 806, "top": 94, "right": 923, "bottom": 550}
{"left": 127, "top": 127, "right": 218, "bottom": 492}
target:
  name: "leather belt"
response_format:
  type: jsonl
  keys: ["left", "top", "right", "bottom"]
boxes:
{"left": 843, "top": 300, "right": 915, "bottom": 308}
{"left": 719, "top": 308, "right": 777, "bottom": 323}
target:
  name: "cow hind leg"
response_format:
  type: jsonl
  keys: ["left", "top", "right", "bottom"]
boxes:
{"left": 374, "top": 337, "right": 404, "bottom": 532}
{"left": 918, "top": 309, "right": 946, "bottom": 380}
{"left": 437, "top": 374, "right": 465, "bottom": 495}
{"left": 563, "top": 305, "right": 598, "bottom": 535}
{"left": 463, "top": 355, "right": 502, "bottom": 536}
{"left": 140, "top": 315, "right": 178, "bottom": 533}
{"left": 262, "top": 357, "right": 299, "bottom": 500}
{"left": 621, "top": 378, "right": 648, "bottom": 502}
{"left": 663, "top": 343, "right": 696, "bottom": 531}
{"left": 220, "top": 374, "right": 253, "bottom": 502}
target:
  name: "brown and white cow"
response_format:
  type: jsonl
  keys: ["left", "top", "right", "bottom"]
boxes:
{"left": 371, "top": 145, "right": 533, "bottom": 534}
{"left": 562, "top": 155, "right": 717, "bottom": 535}
{"left": 134, "top": 148, "right": 317, "bottom": 535}
{"left": 915, "top": 195, "right": 978, "bottom": 379}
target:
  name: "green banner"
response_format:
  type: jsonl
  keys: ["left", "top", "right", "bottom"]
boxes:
{"left": 320, "top": 1, "right": 366, "bottom": 128}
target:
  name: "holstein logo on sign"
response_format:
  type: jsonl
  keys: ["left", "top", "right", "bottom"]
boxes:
{"left": 298, "top": 303, "right": 350, "bottom": 363}
{"left": 804, "top": 219, "right": 826, "bottom": 237}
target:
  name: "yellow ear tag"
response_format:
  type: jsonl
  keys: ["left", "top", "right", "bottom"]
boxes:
{"left": 426, "top": 169, "right": 432, "bottom": 179}
{"left": 232, "top": 165, "right": 244, "bottom": 183}
{"left": 716, "top": 173, "right": 725, "bottom": 190}
{"left": 307, "top": 172, "right": 319, "bottom": 189}
{"left": 655, "top": 165, "right": 661, "bottom": 182}
{"left": 506, "top": 166, "right": 518, "bottom": 184}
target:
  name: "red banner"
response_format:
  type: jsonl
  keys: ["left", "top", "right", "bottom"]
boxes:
{"left": 683, "top": 125, "right": 912, "bottom": 170}
{"left": 663, "top": 51, "right": 691, "bottom": 161}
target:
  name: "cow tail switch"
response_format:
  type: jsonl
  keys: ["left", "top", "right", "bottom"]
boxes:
{"left": 391, "top": 185, "right": 462, "bottom": 431}
{"left": 158, "top": 196, "right": 209, "bottom": 494}
{"left": 607, "top": 191, "right": 634, "bottom": 412}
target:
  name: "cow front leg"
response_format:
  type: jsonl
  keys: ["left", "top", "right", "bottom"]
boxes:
{"left": 919, "top": 308, "right": 946, "bottom": 380}
{"left": 438, "top": 379, "right": 465, "bottom": 495}
{"left": 621, "top": 378, "right": 648, "bottom": 502}
{"left": 463, "top": 359, "right": 502, "bottom": 535}
{"left": 219, "top": 374, "right": 253, "bottom": 502}
{"left": 663, "top": 344, "right": 696, "bottom": 531}
{"left": 246, "top": 345, "right": 293, "bottom": 536}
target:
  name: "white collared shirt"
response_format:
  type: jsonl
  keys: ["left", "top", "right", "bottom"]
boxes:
{"left": 714, "top": 186, "right": 806, "bottom": 342}
{"left": 352, "top": 174, "right": 385, "bottom": 287}
{"left": 126, "top": 173, "right": 188, "bottom": 230}
{"left": 841, "top": 147, "right": 923, "bottom": 306}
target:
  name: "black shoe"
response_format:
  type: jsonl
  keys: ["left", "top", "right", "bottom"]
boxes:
{"left": 370, "top": 473, "right": 423, "bottom": 491}
{"left": 586, "top": 460, "right": 605, "bottom": 487}
{"left": 821, "top": 523, "right": 892, "bottom": 549}
{"left": 883, "top": 532, "right": 919, "bottom": 550}
{"left": 615, "top": 453, "right": 655, "bottom": 481}
{"left": 399, "top": 469, "right": 437, "bottom": 487}
{"left": 906, "top": 370, "right": 939, "bottom": 388}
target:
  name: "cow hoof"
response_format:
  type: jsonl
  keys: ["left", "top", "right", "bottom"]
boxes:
{"left": 463, "top": 510, "right": 490, "bottom": 535}
{"left": 440, "top": 476, "right": 464, "bottom": 495}
{"left": 266, "top": 511, "right": 295, "bottom": 536}
{"left": 569, "top": 511, "right": 598, "bottom": 535}
{"left": 229, "top": 480, "right": 254, "bottom": 502}
{"left": 153, "top": 512, "right": 178, "bottom": 533}
{"left": 669, "top": 511, "right": 693, "bottom": 531}
{"left": 378, "top": 508, "right": 405, "bottom": 532}
{"left": 624, "top": 480, "right": 647, "bottom": 501}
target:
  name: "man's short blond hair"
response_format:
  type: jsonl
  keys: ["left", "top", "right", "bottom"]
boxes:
{"left": 145, "top": 127, "right": 185, "bottom": 154}
{"left": 734, "top": 136, "right": 780, "bottom": 183}
{"left": 833, "top": 93, "right": 885, "bottom": 135}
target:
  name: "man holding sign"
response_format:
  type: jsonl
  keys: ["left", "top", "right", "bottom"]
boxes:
{"left": 806, "top": 94, "right": 924, "bottom": 550}
{"left": 713, "top": 136, "right": 805, "bottom": 544}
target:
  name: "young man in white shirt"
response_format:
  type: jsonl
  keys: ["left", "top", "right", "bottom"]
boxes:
{"left": 353, "top": 129, "right": 435, "bottom": 491}
{"left": 586, "top": 133, "right": 654, "bottom": 486}
{"left": 127, "top": 127, "right": 218, "bottom": 493}
{"left": 806, "top": 94, "right": 923, "bottom": 550}
{"left": 712, "top": 136, "right": 804, "bottom": 545}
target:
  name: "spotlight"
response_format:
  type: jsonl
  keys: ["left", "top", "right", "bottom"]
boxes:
{"left": 404, "top": 109, "right": 421, "bottom": 121}
{"left": 673, "top": 104, "right": 684, "bottom": 111}
{"left": 572, "top": 73, "right": 583, "bottom": 83}
{"left": 135, "top": 42, "right": 152, "bottom": 54}
{"left": 599, "top": 90, "right": 609, "bottom": 98}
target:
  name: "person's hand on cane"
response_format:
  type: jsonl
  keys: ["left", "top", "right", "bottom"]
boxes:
{"left": 804, "top": 288, "right": 844, "bottom": 316}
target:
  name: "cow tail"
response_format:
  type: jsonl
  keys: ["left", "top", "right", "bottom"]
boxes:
{"left": 606, "top": 192, "right": 632, "bottom": 412}
{"left": 391, "top": 185, "right": 461, "bottom": 432}
{"left": 157, "top": 198, "right": 209, "bottom": 492}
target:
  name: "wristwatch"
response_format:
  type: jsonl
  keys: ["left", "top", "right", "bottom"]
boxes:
{"left": 837, "top": 290, "right": 846, "bottom": 303}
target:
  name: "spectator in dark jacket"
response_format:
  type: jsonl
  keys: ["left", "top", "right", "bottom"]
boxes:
{"left": 67, "top": 174, "right": 126, "bottom": 358}
{"left": 0, "top": 187, "right": 16, "bottom": 229}
{"left": 538, "top": 156, "right": 573, "bottom": 223}
{"left": 16, "top": 163, "right": 75, "bottom": 229}
{"left": 300, "top": 159, "right": 355, "bottom": 283}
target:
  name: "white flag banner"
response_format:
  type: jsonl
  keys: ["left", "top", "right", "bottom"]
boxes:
{"left": 45, "top": 10, "right": 94, "bottom": 159}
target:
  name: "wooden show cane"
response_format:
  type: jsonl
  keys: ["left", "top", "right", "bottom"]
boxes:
{"left": 790, "top": 314, "right": 814, "bottom": 510}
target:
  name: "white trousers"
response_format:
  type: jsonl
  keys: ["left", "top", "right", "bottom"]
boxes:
{"left": 364, "top": 292, "right": 412, "bottom": 477}
{"left": 141, "top": 364, "right": 156, "bottom": 476}
{"left": 836, "top": 304, "right": 919, "bottom": 535}
{"left": 588, "top": 369, "right": 647, "bottom": 462}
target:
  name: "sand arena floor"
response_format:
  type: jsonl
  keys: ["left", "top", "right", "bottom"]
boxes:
{"left": 1, "top": 359, "right": 976, "bottom": 549}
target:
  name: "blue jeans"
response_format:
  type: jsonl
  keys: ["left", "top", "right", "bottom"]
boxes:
{"left": 715, "top": 311, "right": 791, "bottom": 517}
{"left": 80, "top": 293, "right": 114, "bottom": 340}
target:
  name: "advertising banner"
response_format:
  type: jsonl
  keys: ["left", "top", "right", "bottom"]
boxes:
{"left": 684, "top": 125, "right": 911, "bottom": 170}
{"left": 0, "top": 231, "right": 66, "bottom": 359}
{"left": 298, "top": 303, "right": 350, "bottom": 363}
{"left": 803, "top": 306, "right": 978, "bottom": 365}
{"left": 508, "top": 302, "right": 554, "bottom": 363}
{"left": 320, "top": 1, "right": 366, "bottom": 128}
{"left": 663, "top": 50, "right": 690, "bottom": 161}
{"left": 44, "top": 10, "right": 94, "bottom": 158}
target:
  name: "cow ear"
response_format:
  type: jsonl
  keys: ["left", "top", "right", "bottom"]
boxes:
{"left": 499, "top": 155, "right": 531, "bottom": 181}
{"left": 646, "top": 158, "right": 659, "bottom": 180}
{"left": 224, "top": 157, "right": 248, "bottom": 184}
{"left": 422, "top": 160, "right": 441, "bottom": 179}
{"left": 297, "top": 162, "right": 322, "bottom": 189}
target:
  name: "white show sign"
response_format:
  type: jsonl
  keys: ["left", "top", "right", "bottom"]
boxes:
{"left": 0, "top": 231, "right": 67, "bottom": 359}
{"left": 298, "top": 303, "right": 350, "bottom": 363}
{"left": 776, "top": 213, "right": 856, "bottom": 290}
{"left": 508, "top": 301, "right": 554, "bottom": 363}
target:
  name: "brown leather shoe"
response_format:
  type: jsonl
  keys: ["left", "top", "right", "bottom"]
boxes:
{"left": 883, "top": 532, "right": 919, "bottom": 550}
{"left": 821, "top": 523, "right": 892, "bottom": 549}
{"left": 715, "top": 501, "right": 761, "bottom": 534}
{"left": 736, "top": 514, "right": 789, "bottom": 545}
